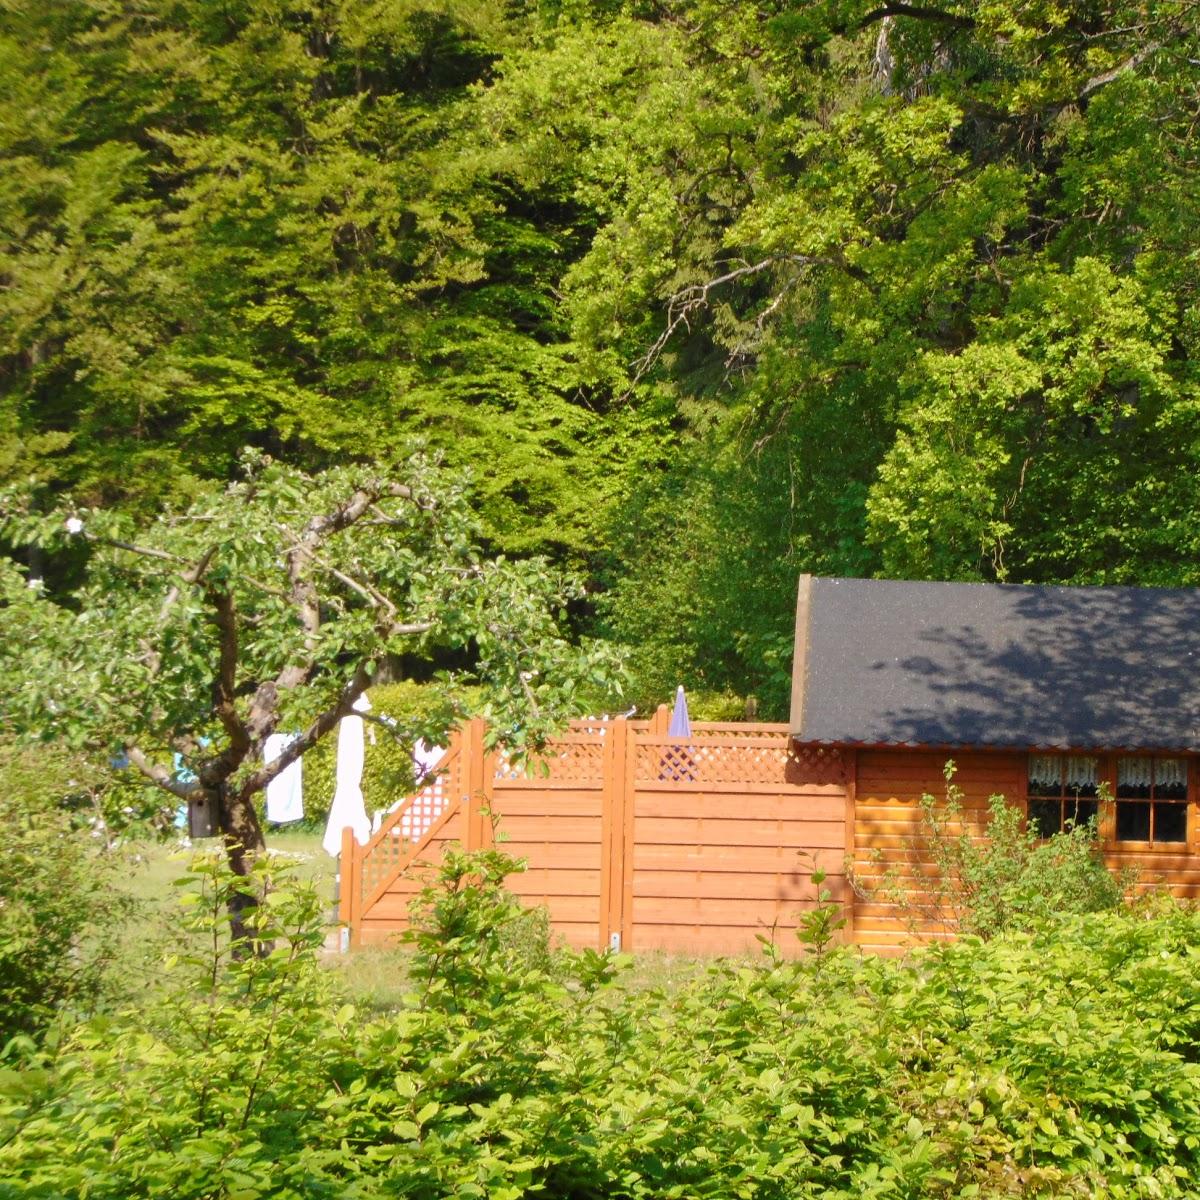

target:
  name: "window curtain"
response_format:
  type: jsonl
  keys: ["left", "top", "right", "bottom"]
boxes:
{"left": 1156, "top": 758, "right": 1187, "bottom": 789}
{"left": 1028, "top": 754, "right": 1061, "bottom": 790}
{"left": 1118, "top": 757, "right": 1153, "bottom": 789}
{"left": 1064, "top": 756, "right": 1098, "bottom": 790}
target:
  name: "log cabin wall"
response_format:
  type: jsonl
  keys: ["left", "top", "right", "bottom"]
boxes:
{"left": 850, "top": 748, "right": 1200, "bottom": 955}
{"left": 851, "top": 750, "right": 1025, "bottom": 955}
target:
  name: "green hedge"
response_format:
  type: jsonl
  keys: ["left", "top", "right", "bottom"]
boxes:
{"left": 3, "top": 850, "right": 1200, "bottom": 1198}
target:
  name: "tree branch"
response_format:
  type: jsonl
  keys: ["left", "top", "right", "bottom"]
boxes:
{"left": 388, "top": 619, "right": 435, "bottom": 637}
{"left": 274, "top": 481, "right": 421, "bottom": 692}
{"left": 208, "top": 588, "right": 250, "bottom": 757}
{"left": 855, "top": 4, "right": 975, "bottom": 31}
{"left": 85, "top": 535, "right": 184, "bottom": 563}
{"left": 628, "top": 254, "right": 826, "bottom": 392}
{"left": 1078, "top": 40, "right": 1166, "bottom": 101}
{"left": 125, "top": 745, "right": 200, "bottom": 800}
{"left": 139, "top": 544, "right": 220, "bottom": 711}
{"left": 235, "top": 663, "right": 375, "bottom": 802}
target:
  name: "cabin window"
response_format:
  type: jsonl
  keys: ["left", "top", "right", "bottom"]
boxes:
{"left": 1026, "top": 755, "right": 1100, "bottom": 837}
{"left": 1115, "top": 757, "right": 1188, "bottom": 845}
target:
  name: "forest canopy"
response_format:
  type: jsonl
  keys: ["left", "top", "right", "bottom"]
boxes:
{"left": 2, "top": 0, "right": 1197, "bottom": 717}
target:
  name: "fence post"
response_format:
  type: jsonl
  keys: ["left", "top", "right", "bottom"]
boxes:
{"left": 340, "top": 825, "right": 361, "bottom": 948}
{"left": 650, "top": 703, "right": 670, "bottom": 735}
{"left": 479, "top": 733, "right": 496, "bottom": 850}
{"left": 462, "top": 716, "right": 491, "bottom": 852}
{"left": 622, "top": 717, "right": 637, "bottom": 951}
{"left": 600, "top": 718, "right": 629, "bottom": 951}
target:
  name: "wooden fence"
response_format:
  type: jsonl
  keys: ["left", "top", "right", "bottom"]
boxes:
{"left": 339, "top": 709, "right": 852, "bottom": 955}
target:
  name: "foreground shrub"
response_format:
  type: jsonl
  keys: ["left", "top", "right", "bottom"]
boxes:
{"left": 0, "top": 745, "right": 123, "bottom": 1043}
{"left": 2, "top": 849, "right": 1199, "bottom": 1198}
{"left": 860, "top": 762, "right": 1129, "bottom": 939}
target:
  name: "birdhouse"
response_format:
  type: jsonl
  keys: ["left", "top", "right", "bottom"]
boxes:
{"left": 188, "top": 793, "right": 215, "bottom": 838}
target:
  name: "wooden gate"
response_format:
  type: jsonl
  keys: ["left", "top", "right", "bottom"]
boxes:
{"left": 340, "top": 711, "right": 854, "bottom": 955}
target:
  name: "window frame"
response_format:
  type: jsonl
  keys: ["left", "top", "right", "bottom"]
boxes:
{"left": 1024, "top": 754, "right": 1102, "bottom": 839}
{"left": 1023, "top": 753, "right": 1195, "bottom": 852}
{"left": 1112, "top": 755, "right": 1191, "bottom": 849}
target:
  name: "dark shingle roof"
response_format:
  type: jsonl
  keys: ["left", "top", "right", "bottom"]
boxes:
{"left": 790, "top": 576, "right": 1200, "bottom": 752}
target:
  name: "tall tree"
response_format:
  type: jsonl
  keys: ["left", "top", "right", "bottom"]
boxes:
{"left": 0, "top": 450, "right": 620, "bottom": 924}
{"left": 0, "top": 0, "right": 617, "bottom": 562}
{"left": 476, "top": 0, "right": 1199, "bottom": 703}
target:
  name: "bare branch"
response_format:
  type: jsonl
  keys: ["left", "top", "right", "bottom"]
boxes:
{"left": 627, "top": 254, "right": 835, "bottom": 394}
{"left": 388, "top": 620, "right": 435, "bottom": 637}
{"left": 855, "top": 4, "right": 975, "bottom": 31}
{"left": 125, "top": 745, "right": 199, "bottom": 800}
{"left": 1079, "top": 40, "right": 1166, "bottom": 100}
{"left": 138, "top": 544, "right": 220, "bottom": 708}
{"left": 236, "top": 663, "right": 375, "bottom": 802}
{"left": 245, "top": 680, "right": 280, "bottom": 745}
{"left": 319, "top": 557, "right": 397, "bottom": 615}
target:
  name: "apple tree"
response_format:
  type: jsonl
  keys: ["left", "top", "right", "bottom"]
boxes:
{"left": 0, "top": 450, "right": 620, "bottom": 886}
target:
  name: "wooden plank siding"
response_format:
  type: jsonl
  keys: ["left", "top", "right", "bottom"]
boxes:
{"left": 349, "top": 722, "right": 1200, "bottom": 957}
{"left": 350, "top": 714, "right": 852, "bottom": 955}
{"left": 853, "top": 750, "right": 1025, "bottom": 955}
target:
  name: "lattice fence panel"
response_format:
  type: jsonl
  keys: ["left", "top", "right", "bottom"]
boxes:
{"left": 788, "top": 744, "right": 849, "bottom": 786}
{"left": 634, "top": 735, "right": 794, "bottom": 786}
{"left": 495, "top": 733, "right": 608, "bottom": 787}
{"left": 359, "top": 748, "right": 461, "bottom": 901}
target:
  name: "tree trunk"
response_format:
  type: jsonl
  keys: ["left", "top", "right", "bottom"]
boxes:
{"left": 216, "top": 781, "right": 267, "bottom": 944}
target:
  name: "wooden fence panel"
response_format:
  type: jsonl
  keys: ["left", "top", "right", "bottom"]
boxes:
{"left": 351, "top": 712, "right": 855, "bottom": 956}
{"left": 627, "top": 777, "right": 849, "bottom": 955}
{"left": 491, "top": 737, "right": 606, "bottom": 948}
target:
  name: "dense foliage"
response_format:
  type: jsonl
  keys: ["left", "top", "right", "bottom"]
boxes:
{"left": 0, "top": 451, "right": 620, "bottom": 873}
{"left": 0, "top": 745, "right": 123, "bottom": 1042}
{"left": 4, "top": 1, "right": 1196, "bottom": 714}
{"left": 3, "top": 850, "right": 1200, "bottom": 1198}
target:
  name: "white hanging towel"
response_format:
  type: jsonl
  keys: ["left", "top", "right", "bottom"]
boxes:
{"left": 264, "top": 733, "right": 304, "bottom": 824}
{"left": 322, "top": 692, "right": 373, "bottom": 856}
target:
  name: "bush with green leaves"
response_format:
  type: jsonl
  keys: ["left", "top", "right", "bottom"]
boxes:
{"left": 0, "top": 745, "right": 125, "bottom": 1044}
{"left": 4, "top": 845, "right": 1200, "bottom": 1198}
{"left": 860, "top": 763, "right": 1130, "bottom": 939}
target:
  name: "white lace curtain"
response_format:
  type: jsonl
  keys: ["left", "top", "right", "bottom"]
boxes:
{"left": 1028, "top": 755, "right": 1060, "bottom": 790}
{"left": 1119, "top": 757, "right": 1185, "bottom": 789}
{"left": 1028, "top": 755, "right": 1097, "bottom": 790}
{"left": 1064, "top": 756, "right": 1099, "bottom": 790}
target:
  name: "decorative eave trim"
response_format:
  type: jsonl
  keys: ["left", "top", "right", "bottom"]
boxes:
{"left": 789, "top": 574, "right": 813, "bottom": 738}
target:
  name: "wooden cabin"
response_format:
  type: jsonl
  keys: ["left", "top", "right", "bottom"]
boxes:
{"left": 791, "top": 575, "right": 1200, "bottom": 953}
{"left": 343, "top": 574, "right": 1200, "bottom": 957}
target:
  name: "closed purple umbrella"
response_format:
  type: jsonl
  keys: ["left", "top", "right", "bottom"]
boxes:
{"left": 668, "top": 684, "right": 691, "bottom": 738}
{"left": 662, "top": 685, "right": 694, "bottom": 781}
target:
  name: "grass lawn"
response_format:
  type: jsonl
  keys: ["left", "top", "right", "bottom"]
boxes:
{"left": 112, "top": 831, "right": 721, "bottom": 1012}
{"left": 119, "top": 828, "right": 335, "bottom": 908}
{"left": 114, "top": 830, "right": 417, "bottom": 1010}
